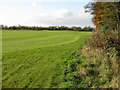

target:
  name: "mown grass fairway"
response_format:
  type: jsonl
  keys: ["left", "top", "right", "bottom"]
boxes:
{"left": 2, "top": 30, "right": 91, "bottom": 88}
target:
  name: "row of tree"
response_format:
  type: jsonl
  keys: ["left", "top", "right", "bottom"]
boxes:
{"left": 0, "top": 25, "right": 95, "bottom": 31}
{"left": 85, "top": 1, "right": 120, "bottom": 51}
{"left": 85, "top": 1, "right": 120, "bottom": 32}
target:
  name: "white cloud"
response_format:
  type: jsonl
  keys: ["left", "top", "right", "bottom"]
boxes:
{"left": 32, "top": 2, "right": 38, "bottom": 7}
{"left": 0, "top": 2, "right": 94, "bottom": 27}
{"left": 0, "top": 3, "right": 39, "bottom": 26}
{"left": 32, "top": 2, "right": 39, "bottom": 8}
{"left": 54, "top": 9, "right": 73, "bottom": 18}
{"left": 33, "top": 8, "right": 93, "bottom": 27}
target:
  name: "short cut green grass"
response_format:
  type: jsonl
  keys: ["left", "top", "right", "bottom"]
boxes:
{"left": 2, "top": 30, "right": 91, "bottom": 88}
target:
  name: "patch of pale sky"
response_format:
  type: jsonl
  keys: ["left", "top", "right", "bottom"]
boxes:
{"left": 0, "top": 1, "right": 94, "bottom": 27}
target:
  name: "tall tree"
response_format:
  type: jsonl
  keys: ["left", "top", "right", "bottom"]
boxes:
{"left": 85, "top": 1, "right": 120, "bottom": 32}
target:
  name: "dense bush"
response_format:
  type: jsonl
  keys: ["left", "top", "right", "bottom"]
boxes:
{"left": 60, "top": 30, "right": 119, "bottom": 88}
{"left": 89, "top": 32, "right": 107, "bottom": 50}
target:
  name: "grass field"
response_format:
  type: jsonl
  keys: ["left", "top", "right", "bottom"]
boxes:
{"left": 2, "top": 30, "right": 91, "bottom": 88}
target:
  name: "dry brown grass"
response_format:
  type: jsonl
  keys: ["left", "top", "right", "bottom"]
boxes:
{"left": 79, "top": 32, "right": 119, "bottom": 88}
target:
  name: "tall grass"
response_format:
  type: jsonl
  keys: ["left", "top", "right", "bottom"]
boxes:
{"left": 61, "top": 31, "right": 119, "bottom": 88}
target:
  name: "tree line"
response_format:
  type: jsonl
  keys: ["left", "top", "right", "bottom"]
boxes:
{"left": 85, "top": 1, "right": 120, "bottom": 52}
{"left": 85, "top": 1, "right": 120, "bottom": 32}
{"left": 0, "top": 25, "right": 95, "bottom": 31}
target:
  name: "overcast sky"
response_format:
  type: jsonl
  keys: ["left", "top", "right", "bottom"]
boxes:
{"left": 0, "top": 0, "right": 95, "bottom": 27}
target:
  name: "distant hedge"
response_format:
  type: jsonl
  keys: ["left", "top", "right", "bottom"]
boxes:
{"left": 0, "top": 25, "right": 95, "bottom": 32}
